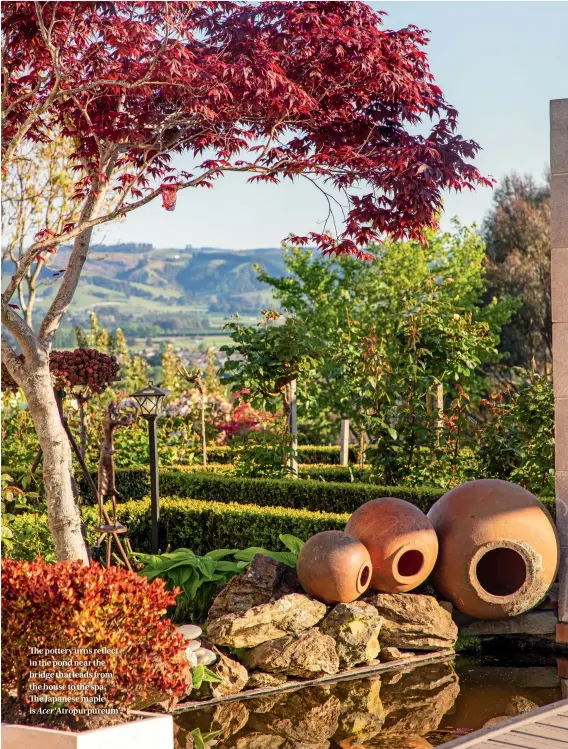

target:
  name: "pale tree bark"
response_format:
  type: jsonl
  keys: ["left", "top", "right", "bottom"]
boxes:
{"left": 1, "top": 345, "right": 88, "bottom": 562}
{"left": 2, "top": 179, "right": 110, "bottom": 563}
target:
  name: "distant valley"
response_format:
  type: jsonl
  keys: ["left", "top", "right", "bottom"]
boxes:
{"left": 2, "top": 243, "right": 291, "bottom": 337}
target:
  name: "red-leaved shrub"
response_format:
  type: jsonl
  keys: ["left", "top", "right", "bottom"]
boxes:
{"left": 1, "top": 559, "right": 187, "bottom": 711}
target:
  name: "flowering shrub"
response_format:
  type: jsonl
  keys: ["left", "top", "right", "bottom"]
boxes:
{"left": 215, "top": 390, "right": 276, "bottom": 442}
{"left": 1, "top": 559, "right": 187, "bottom": 712}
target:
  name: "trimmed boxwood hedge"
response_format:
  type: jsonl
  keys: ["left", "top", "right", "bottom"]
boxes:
{"left": 79, "top": 466, "right": 556, "bottom": 518}
{"left": 79, "top": 466, "right": 445, "bottom": 513}
{"left": 122, "top": 497, "right": 348, "bottom": 554}
{"left": 205, "top": 444, "right": 358, "bottom": 464}
{"left": 9, "top": 498, "right": 348, "bottom": 559}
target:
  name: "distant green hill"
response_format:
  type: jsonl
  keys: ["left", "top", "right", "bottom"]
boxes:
{"left": 3, "top": 244, "right": 289, "bottom": 329}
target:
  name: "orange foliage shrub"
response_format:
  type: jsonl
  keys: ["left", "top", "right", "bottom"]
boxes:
{"left": 1, "top": 559, "right": 187, "bottom": 711}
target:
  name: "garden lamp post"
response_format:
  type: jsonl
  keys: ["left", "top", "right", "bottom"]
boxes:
{"left": 130, "top": 383, "right": 170, "bottom": 554}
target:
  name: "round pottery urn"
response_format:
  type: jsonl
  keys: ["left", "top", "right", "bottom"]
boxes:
{"left": 427, "top": 479, "right": 559, "bottom": 619}
{"left": 345, "top": 497, "right": 439, "bottom": 593}
{"left": 296, "top": 530, "right": 372, "bottom": 604}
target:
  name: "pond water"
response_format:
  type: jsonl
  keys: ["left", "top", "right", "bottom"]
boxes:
{"left": 173, "top": 653, "right": 564, "bottom": 748}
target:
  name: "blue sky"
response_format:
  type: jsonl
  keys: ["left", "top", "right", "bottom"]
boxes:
{"left": 98, "top": 2, "right": 568, "bottom": 250}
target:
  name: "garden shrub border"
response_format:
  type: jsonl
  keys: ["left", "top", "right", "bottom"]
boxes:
{"left": 78, "top": 466, "right": 555, "bottom": 517}
{"left": 205, "top": 444, "right": 359, "bottom": 464}
{"left": 80, "top": 466, "right": 444, "bottom": 513}
{"left": 9, "top": 497, "right": 350, "bottom": 559}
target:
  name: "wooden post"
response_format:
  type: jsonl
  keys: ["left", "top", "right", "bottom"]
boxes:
{"left": 339, "top": 419, "right": 350, "bottom": 466}
{"left": 287, "top": 379, "right": 298, "bottom": 477}
{"left": 435, "top": 384, "right": 443, "bottom": 426}
{"left": 433, "top": 383, "right": 444, "bottom": 445}
{"left": 551, "top": 98, "right": 568, "bottom": 641}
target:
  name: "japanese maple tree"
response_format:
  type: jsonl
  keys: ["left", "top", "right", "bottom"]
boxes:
{"left": 1, "top": 1, "right": 491, "bottom": 561}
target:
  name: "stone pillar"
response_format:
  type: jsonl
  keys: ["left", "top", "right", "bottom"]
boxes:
{"left": 339, "top": 419, "right": 350, "bottom": 466}
{"left": 551, "top": 98, "right": 568, "bottom": 642}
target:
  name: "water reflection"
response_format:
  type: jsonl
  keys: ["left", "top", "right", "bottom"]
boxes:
{"left": 173, "top": 656, "right": 563, "bottom": 748}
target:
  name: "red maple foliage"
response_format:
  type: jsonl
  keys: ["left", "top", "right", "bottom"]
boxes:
{"left": 2, "top": 1, "right": 491, "bottom": 271}
{"left": 1, "top": 5, "right": 493, "bottom": 559}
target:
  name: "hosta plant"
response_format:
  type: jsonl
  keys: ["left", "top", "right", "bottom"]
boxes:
{"left": 135, "top": 535, "right": 305, "bottom": 623}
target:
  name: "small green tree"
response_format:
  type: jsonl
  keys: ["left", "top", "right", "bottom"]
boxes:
{"left": 358, "top": 276, "right": 500, "bottom": 486}
{"left": 477, "top": 368, "right": 554, "bottom": 494}
{"left": 160, "top": 344, "right": 186, "bottom": 397}
{"left": 220, "top": 310, "right": 322, "bottom": 421}
{"left": 257, "top": 221, "right": 516, "bottom": 452}
{"left": 220, "top": 310, "right": 322, "bottom": 472}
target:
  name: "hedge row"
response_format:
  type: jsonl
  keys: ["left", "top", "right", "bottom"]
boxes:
{"left": 205, "top": 444, "right": 359, "bottom": 464}
{"left": 79, "top": 466, "right": 444, "bottom": 514}
{"left": 78, "top": 466, "right": 556, "bottom": 518}
{"left": 78, "top": 462, "right": 374, "bottom": 499}
{"left": 9, "top": 498, "right": 348, "bottom": 560}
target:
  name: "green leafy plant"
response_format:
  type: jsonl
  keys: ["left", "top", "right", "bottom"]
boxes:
{"left": 191, "top": 664, "right": 222, "bottom": 690}
{"left": 135, "top": 548, "right": 247, "bottom": 623}
{"left": 477, "top": 368, "right": 554, "bottom": 494}
{"left": 190, "top": 728, "right": 223, "bottom": 749}
{"left": 233, "top": 533, "right": 304, "bottom": 567}
{"left": 221, "top": 310, "right": 322, "bottom": 409}
{"left": 231, "top": 425, "right": 299, "bottom": 479}
{"left": 1, "top": 472, "right": 47, "bottom": 560}
{"left": 135, "top": 534, "right": 305, "bottom": 623}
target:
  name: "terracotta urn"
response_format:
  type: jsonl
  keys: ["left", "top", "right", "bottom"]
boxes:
{"left": 345, "top": 497, "right": 438, "bottom": 593}
{"left": 296, "top": 530, "right": 372, "bottom": 604}
{"left": 427, "top": 479, "right": 559, "bottom": 619}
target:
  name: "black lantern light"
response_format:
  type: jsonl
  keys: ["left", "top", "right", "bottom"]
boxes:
{"left": 130, "top": 382, "right": 170, "bottom": 553}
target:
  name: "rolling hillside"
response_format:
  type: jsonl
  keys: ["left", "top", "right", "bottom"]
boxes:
{"left": 3, "top": 244, "right": 290, "bottom": 329}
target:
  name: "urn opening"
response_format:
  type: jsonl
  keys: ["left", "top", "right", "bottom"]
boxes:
{"left": 397, "top": 549, "right": 425, "bottom": 578}
{"left": 357, "top": 563, "right": 371, "bottom": 591}
{"left": 475, "top": 547, "right": 527, "bottom": 597}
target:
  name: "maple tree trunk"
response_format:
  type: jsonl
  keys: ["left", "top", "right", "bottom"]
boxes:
{"left": 19, "top": 356, "right": 88, "bottom": 563}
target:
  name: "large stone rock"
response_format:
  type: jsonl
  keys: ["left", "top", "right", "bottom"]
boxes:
{"left": 333, "top": 677, "right": 385, "bottom": 744}
{"left": 207, "top": 593, "right": 327, "bottom": 648}
{"left": 210, "top": 646, "right": 249, "bottom": 697}
{"left": 379, "top": 647, "right": 404, "bottom": 662}
{"left": 319, "top": 601, "right": 382, "bottom": 667}
{"left": 208, "top": 554, "right": 284, "bottom": 620}
{"left": 365, "top": 593, "right": 457, "bottom": 650}
{"left": 247, "top": 671, "right": 288, "bottom": 690}
{"left": 243, "top": 628, "right": 340, "bottom": 678}
{"left": 247, "top": 686, "right": 341, "bottom": 744}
